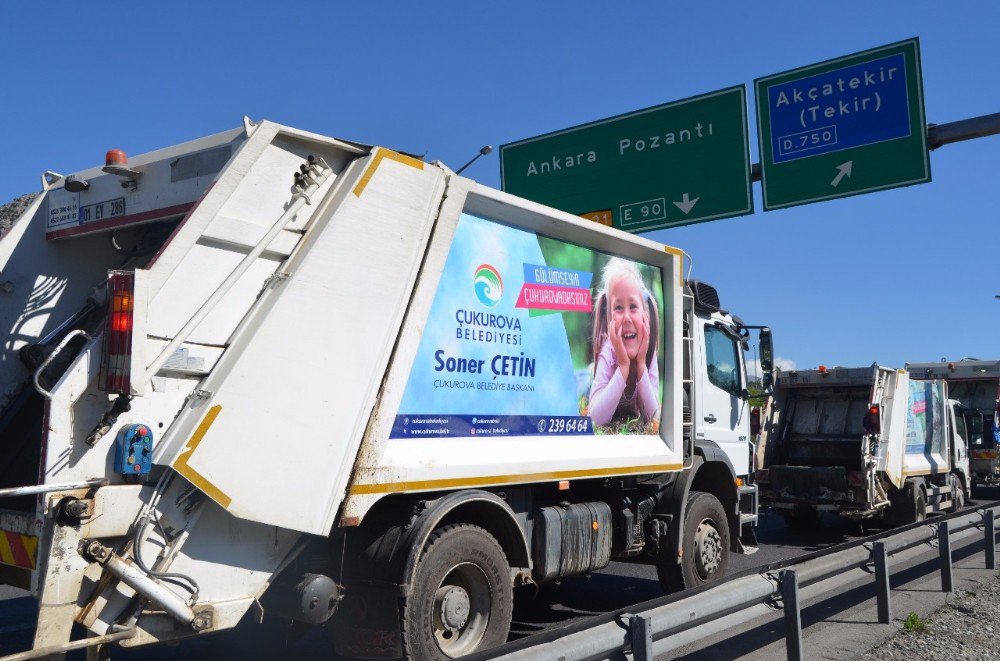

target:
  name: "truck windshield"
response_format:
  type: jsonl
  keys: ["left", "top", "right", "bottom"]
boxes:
{"left": 966, "top": 412, "right": 995, "bottom": 448}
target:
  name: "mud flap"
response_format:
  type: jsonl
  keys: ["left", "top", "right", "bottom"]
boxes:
{"left": 739, "top": 525, "right": 759, "bottom": 552}
{"left": 332, "top": 585, "right": 402, "bottom": 659}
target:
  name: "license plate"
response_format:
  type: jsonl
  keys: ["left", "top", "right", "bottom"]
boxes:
{"left": 81, "top": 197, "right": 126, "bottom": 223}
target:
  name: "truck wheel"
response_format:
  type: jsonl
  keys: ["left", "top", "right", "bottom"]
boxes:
{"left": 887, "top": 482, "right": 926, "bottom": 527}
{"left": 949, "top": 476, "right": 965, "bottom": 513}
{"left": 401, "top": 524, "right": 512, "bottom": 659}
{"left": 657, "top": 491, "right": 730, "bottom": 593}
{"left": 913, "top": 488, "right": 927, "bottom": 522}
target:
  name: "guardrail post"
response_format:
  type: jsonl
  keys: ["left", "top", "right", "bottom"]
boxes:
{"left": 629, "top": 614, "right": 653, "bottom": 661}
{"left": 986, "top": 509, "right": 996, "bottom": 570}
{"left": 938, "top": 520, "right": 953, "bottom": 593}
{"left": 873, "top": 541, "right": 892, "bottom": 624}
{"left": 780, "top": 569, "right": 803, "bottom": 661}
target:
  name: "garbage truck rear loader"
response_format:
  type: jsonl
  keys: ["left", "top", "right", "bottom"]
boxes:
{"left": 0, "top": 119, "right": 770, "bottom": 659}
{"left": 907, "top": 359, "right": 1000, "bottom": 487}
{"left": 758, "top": 365, "right": 970, "bottom": 528}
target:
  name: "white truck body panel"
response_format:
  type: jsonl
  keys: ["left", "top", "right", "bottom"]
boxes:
{"left": 0, "top": 120, "right": 749, "bottom": 655}
{"left": 0, "top": 128, "right": 245, "bottom": 412}
{"left": 341, "top": 177, "right": 685, "bottom": 521}
{"left": 154, "top": 146, "right": 449, "bottom": 534}
{"left": 4, "top": 121, "right": 688, "bottom": 538}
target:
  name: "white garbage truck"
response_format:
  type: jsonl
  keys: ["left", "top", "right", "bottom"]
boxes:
{"left": 0, "top": 118, "right": 771, "bottom": 659}
{"left": 907, "top": 359, "right": 1000, "bottom": 486}
{"left": 757, "top": 365, "right": 970, "bottom": 528}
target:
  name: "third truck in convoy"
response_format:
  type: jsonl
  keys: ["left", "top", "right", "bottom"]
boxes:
{"left": 0, "top": 118, "right": 770, "bottom": 659}
{"left": 757, "top": 364, "right": 970, "bottom": 527}
{"left": 907, "top": 359, "right": 1000, "bottom": 487}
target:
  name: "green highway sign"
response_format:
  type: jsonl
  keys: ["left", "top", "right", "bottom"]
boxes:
{"left": 500, "top": 86, "right": 752, "bottom": 232}
{"left": 755, "top": 39, "right": 930, "bottom": 211}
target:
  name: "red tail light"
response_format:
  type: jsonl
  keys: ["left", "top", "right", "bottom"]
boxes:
{"left": 863, "top": 404, "right": 880, "bottom": 435}
{"left": 750, "top": 407, "right": 761, "bottom": 436}
{"left": 101, "top": 271, "right": 135, "bottom": 394}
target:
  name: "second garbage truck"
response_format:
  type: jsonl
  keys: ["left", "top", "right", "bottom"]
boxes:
{"left": 758, "top": 364, "right": 970, "bottom": 527}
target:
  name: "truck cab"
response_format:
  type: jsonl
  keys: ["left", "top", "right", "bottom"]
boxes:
{"left": 947, "top": 398, "right": 971, "bottom": 508}
{"left": 691, "top": 284, "right": 753, "bottom": 477}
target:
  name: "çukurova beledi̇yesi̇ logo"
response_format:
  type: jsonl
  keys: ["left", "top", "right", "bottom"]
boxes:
{"left": 474, "top": 264, "right": 503, "bottom": 307}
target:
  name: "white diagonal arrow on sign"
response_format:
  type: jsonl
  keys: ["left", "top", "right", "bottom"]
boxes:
{"left": 831, "top": 161, "right": 853, "bottom": 187}
{"left": 673, "top": 193, "right": 700, "bottom": 214}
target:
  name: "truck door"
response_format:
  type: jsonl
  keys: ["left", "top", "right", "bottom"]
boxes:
{"left": 696, "top": 320, "right": 749, "bottom": 474}
{"left": 951, "top": 402, "right": 971, "bottom": 486}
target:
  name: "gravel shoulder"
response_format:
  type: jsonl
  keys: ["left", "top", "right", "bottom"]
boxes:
{"left": 859, "top": 574, "right": 1000, "bottom": 660}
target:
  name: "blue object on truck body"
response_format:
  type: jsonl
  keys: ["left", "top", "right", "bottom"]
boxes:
{"left": 114, "top": 424, "right": 153, "bottom": 477}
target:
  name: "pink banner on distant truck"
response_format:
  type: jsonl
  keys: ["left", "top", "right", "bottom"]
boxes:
{"left": 515, "top": 283, "right": 592, "bottom": 312}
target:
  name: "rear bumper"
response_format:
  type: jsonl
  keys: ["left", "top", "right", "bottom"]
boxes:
{"left": 970, "top": 457, "right": 1000, "bottom": 479}
{"left": 764, "top": 465, "right": 868, "bottom": 511}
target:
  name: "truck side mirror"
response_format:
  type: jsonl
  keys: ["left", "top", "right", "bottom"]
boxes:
{"left": 759, "top": 328, "right": 774, "bottom": 394}
{"left": 759, "top": 328, "right": 773, "bottom": 373}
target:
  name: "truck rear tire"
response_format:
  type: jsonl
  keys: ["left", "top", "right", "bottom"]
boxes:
{"left": 401, "top": 523, "right": 512, "bottom": 659}
{"left": 889, "top": 483, "right": 926, "bottom": 527}
{"left": 657, "top": 491, "right": 730, "bottom": 593}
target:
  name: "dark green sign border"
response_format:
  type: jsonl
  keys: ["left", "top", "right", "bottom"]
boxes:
{"left": 755, "top": 38, "right": 930, "bottom": 211}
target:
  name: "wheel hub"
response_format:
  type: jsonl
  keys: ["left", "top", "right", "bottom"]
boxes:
{"left": 435, "top": 585, "right": 471, "bottom": 632}
{"left": 693, "top": 519, "right": 722, "bottom": 579}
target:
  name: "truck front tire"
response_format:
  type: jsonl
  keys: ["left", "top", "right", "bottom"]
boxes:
{"left": 948, "top": 475, "right": 966, "bottom": 513}
{"left": 402, "top": 523, "right": 512, "bottom": 659}
{"left": 657, "top": 491, "right": 730, "bottom": 593}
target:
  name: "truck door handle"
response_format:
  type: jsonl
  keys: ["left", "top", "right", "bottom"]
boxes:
{"left": 704, "top": 414, "right": 717, "bottom": 423}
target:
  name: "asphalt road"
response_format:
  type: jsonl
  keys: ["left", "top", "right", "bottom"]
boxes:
{"left": 2, "top": 493, "right": 990, "bottom": 660}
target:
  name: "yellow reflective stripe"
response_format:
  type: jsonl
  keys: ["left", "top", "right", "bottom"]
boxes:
{"left": 353, "top": 148, "right": 425, "bottom": 197}
{"left": 172, "top": 405, "right": 232, "bottom": 509}
{"left": 21, "top": 534, "right": 38, "bottom": 569}
{"left": 350, "top": 464, "right": 683, "bottom": 496}
{"left": 0, "top": 532, "right": 13, "bottom": 566}
{"left": 664, "top": 245, "right": 685, "bottom": 287}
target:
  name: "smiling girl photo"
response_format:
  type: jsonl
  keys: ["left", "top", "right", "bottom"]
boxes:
{"left": 588, "top": 257, "right": 661, "bottom": 430}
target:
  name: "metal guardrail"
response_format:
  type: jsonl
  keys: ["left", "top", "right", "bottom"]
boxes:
{"left": 478, "top": 503, "right": 1000, "bottom": 661}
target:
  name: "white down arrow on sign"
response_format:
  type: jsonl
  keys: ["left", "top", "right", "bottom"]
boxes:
{"left": 673, "top": 193, "right": 700, "bottom": 214}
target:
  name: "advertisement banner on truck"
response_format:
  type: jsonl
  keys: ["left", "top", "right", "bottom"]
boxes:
{"left": 391, "top": 212, "right": 665, "bottom": 438}
{"left": 905, "top": 380, "right": 946, "bottom": 456}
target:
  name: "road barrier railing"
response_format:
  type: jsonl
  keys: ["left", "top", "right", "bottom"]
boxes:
{"left": 477, "top": 502, "right": 1000, "bottom": 661}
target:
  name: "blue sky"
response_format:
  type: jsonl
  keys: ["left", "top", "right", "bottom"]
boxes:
{"left": 1, "top": 2, "right": 997, "bottom": 371}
